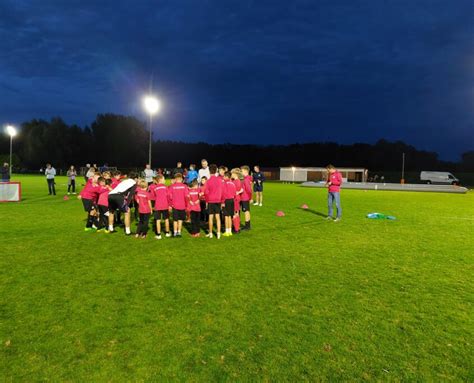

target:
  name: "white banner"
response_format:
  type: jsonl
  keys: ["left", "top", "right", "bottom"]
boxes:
{"left": 0, "top": 182, "right": 21, "bottom": 202}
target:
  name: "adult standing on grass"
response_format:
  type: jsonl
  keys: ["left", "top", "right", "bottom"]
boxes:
{"left": 85, "top": 163, "right": 94, "bottom": 182}
{"left": 107, "top": 172, "right": 137, "bottom": 235}
{"left": 172, "top": 162, "right": 183, "bottom": 178}
{"left": 45, "top": 163, "right": 56, "bottom": 195}
{"left": 67, "top": 165, "right": 77, "bottom": 194}
{"left": 143, "top": 164, "right": 155, "bottom": 186}
{"left": 326, "top": 164, "right": 342, "bottom": 221}
{"left": 1, "top": 163, "right": 10, "bottom": 182}
{"left": 198, "top": 159, "right": 210, "bottom": 184}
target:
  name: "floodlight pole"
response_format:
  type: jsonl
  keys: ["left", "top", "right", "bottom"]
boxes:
{"left": 9, "top": 134, "right": 13, "bottom": 177}
{"left": 401, "top": 152, "right": 405, "bottom": 184}
{"left": 148, "top": 113, "right": 152, "bottom": 167}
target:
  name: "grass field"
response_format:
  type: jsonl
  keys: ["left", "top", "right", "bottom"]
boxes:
{"left": 1, "top": 176, "right": 473, "bottom": 381}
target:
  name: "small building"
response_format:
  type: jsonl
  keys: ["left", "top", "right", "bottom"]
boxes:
{"left": 280, "top": 167, "right": 368, "bottom": 182}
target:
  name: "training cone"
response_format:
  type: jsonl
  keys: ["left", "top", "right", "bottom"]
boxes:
{"left": 276, "top": 211, "right": 285, "bottom": 217}
{"left": 63, "top": 195, "right": 69, "bottom": 201}
{"left": 301, "top": 204, "right": 309, "bottom": 209}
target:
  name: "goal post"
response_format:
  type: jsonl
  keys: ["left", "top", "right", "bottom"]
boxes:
{"left": 0, "top": 182, "right": 21, "bottom": 202}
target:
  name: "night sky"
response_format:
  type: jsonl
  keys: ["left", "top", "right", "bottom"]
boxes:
{"left": 1, "top": 1, "right": 473, "bottom": 160}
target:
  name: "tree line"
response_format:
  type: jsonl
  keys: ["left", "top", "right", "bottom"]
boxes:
{"left": 1, "top": 114, "right": 473, "bottom": 172}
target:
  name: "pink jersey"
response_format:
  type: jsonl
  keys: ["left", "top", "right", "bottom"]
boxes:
{"left": 241, "top": 175, "right": 252, "bottom": 201}
{"left": 97, "top": 186, "right": 110, "bottom": 207}
{"left": 199, "top": 185, "right": 206, "bottom": 201}
{"left": 80, "top": 181, "right": 101, "bottom": 202}
{"left": 328, "top": 171, "right": 343, "bottom": 192}
{"left": 188, "top": 187, "right": 201, "bottom": 212}
{"left": 150, "top": 184, "right": 169, "bottom": 210}
{"left": 168, "top": 182, "right": 189, "bottom": 210}
{"left": 135, "top": 189, "right": 152, "bottom": 214}
{"left": 233, "top": 179, "right": 242, "bottom": 202}
{"left": 111, "top": 178, "right": 121, "bottom": 188}
{"left": 205, "top": 175, "right": 224, "bottom": 203}
{"left": 148, "top": 183, "right": 158, "bottom": 200}
{"left": 223, "top": 180, "right": 237, "bottom": 201}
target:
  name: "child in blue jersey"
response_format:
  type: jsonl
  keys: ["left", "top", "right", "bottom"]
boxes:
{"left": 252, "top": 165, "right": 265, "bottom": 207}
{"left": 186, "top": 164, "right": 198, "bottom": 185}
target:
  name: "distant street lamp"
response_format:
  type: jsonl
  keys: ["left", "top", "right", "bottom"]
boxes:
{"left": 142, "top": 95, "right": 161, "bottom": 167}
{"left": 5, "top": 125, "right": 17, "bottom": 177}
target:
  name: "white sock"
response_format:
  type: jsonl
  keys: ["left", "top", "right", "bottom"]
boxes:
{"left": 109, "top": 225, "right": 114, "bottom": 231}
{"left": 125, "top": 227, "right": 131, "bottom": 235}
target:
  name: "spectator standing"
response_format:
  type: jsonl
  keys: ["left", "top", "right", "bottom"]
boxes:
{"left": 172, "top": 162, "right": 183, "bottom": 177}
{"left": 198, "top": 159, "right": 210, "bottom": 184}
{"left": 67, "top": 165, "right": 77, "bottom": 194}
{"left": 143, "top": 164, "right": 155, "bottom": 185}
{"left": 45, "top": 163, "right": 56, "bottom": 195}
{"left": 1, "top": 163, "right": 10, "bottom": 182}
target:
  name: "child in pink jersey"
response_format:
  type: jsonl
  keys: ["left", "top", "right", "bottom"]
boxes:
{"left": 150, "top": 175, "right": 171, "bottom": 239}
{"left": 188, "top": 179, "right": 202, "bottom": 237}
{"left": 240, "top": 166, "right": 253, "bottom": 230}
{"left": 231, "top": 168, "right": 243, "bottom": 233}
{"left": 97, "top": 178, "right": 113, "bottom": 232}
{"left": 168, "top": 173, "right": 189, "bottom": 237}
{"left": 135, "top": 180, "right": 153, "bottom": 238}
{"left": 204, "top": 164, "right": 224, "bottom": 239}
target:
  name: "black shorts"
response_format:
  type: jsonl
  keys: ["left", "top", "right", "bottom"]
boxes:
{"left": 82, "top": 198, "right": 95, "bottom": 212}
{"left": 154, "top": 209, "right": 170, "bottom": 220}
{"left": 172, "top": 209, "right": 186, "bottom": 221}
{"left": 108, "top": 194, "right": 129, "bottom": 213}
{"left": 208, "top": 202, "right": 221, "bottom": 215}
{"left": 241, "top": 201, "right": 250, "bottom": 212}
{"left": 224, "top": 199, "right": 234, "bottom": 216}
{"left": 254, "top": 183, "right": 263, "bottom": 192}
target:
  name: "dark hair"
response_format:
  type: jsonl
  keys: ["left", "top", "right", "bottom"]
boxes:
{"left": 105, "top": 178, "right": 112, "bottom": 186}
{"left": 224, "top": 171, "right": 231, "bottom": 178}
{"left": 209, "top": 164, "right": 218, "bottom": 174}
{"left": 174, "top": 173, "right": 183, "bottom": 180}
{"left": 98, "top": 177, "right": 105, "bottom": 183}
{"left": 326, "top": 164, "right": 336, "bottom": 170}
{"left": 128, "top": 171, "right": 138, "bottom": 179}
{"left": 201, "top": 176, "right": 207, "bottom": 181}
{"left": 190, "top": 179, "right": 198, "bottom": 187}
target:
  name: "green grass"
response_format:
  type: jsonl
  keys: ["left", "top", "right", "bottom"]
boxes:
{"left": 1, "top": 175, "right": 473, "bottom": 381}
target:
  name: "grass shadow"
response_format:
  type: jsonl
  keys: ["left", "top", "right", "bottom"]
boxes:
{"left": 297, "top": 207, "right": 327, "bottom": 218}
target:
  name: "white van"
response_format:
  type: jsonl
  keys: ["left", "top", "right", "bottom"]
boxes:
{"left": 420, "top": 171, "right": 459, "bottom": 185}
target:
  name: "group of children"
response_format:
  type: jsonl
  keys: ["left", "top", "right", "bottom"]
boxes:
{"left": 78, "top": 164, "right": 266, "bottom": 240}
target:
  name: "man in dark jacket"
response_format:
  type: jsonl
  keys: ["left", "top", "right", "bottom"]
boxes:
{"left": 1, "top": 163, "right": 10, "bottom": 182}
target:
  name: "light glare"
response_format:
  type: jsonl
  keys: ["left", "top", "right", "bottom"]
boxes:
{"left": 6, "top": 125, "right": 17, "bottom": 137}
{"left": 143, "top": 96, "right": 161, "bottom": 115}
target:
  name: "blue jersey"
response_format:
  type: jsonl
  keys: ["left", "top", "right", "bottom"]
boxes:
{"left": 253, "top": 172, "right": 265, "bottom": 184}
{"left": 186, "top": 169, "right": 198, "bottom": 183}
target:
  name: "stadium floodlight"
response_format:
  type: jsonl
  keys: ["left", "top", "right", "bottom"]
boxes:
{"left": 142, "top": 95, "right": 161, "bottom": 167}
{"left": 5, "top": 125, "right": 17, "bottom": 177}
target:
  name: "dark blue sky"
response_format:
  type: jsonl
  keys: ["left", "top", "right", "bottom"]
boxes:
{"left": 1, "top": 0, "right": 473, "bottom": 160}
